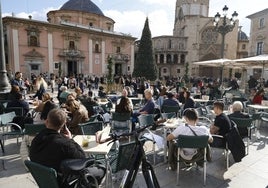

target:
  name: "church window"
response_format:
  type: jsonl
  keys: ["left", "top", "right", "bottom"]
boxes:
{"left": 201, "top": 28, "right": 218, "bottom": 44}
{"left": 69, "top": 41, "right": 75, "bottom": 50}
{"left": 27, "top": 27, "right": 40, "bottom": 47}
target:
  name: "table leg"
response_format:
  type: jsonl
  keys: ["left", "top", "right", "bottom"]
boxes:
{"left": 163, "top": 128, "right": 167, "bottom": 163}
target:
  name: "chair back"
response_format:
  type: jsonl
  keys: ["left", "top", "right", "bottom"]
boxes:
{"left": 162, "top": 105, "right": 180, "bottom": 114}
{"left": 111, "top": 141, "right": 136, "bottom": 173}
{"left": 112, "top": 112, "right": 131, "bottom": 122}
{"left": 5, "top": 107, "right": 24, "bottom": 116}
{"left": 176, "top": 135, "right": 209, "bottom": 148}
{"left": 138, "top": 114, "right": 155, "bottom": 128}
{"left": 79, "top": 121, "right": 103, "bottom": 135}
{"left": 229, "top": 117, "right": 253, "bottom": 129}
{"left": 24, "top": 160, "right": 59, "bottom": 188}
{"left": 194, "top": 107, "right": 205, "bottom": 117}
{"left": 24, "top": 123, "right": 46, "bottom": 135}
{"left": 161, "top": 112, "right": 176, "bottom": 119}
{"left": 0, "top": 111, "right": 16, "bottom": 125}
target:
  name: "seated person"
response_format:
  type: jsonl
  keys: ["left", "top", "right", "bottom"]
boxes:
{"left": 167, "top": 109, "right": 213, "bottom": 170}
{"left": 65, "top": 99, "right": 89, "bottom": 135}
{"left": 8, "top": 85, "right": 20, "bottom": 101}
{"left": 252, "top": 88, "right": 266, "bottom": 104}
{"left": 29, "top": 109, "right": 105, "bottom": 184}
{"left": 228, "top": 101, "right": 249, "bottom": 119}
{"left": 228, "top": 101, "right": 250, "bottom": 137}
{"left": 116, "top": 89, "right": 133, "bottom": 111}
{"left": 40, "top": 100, "right": 58, "bottom": 120}
{"left": 183, "top": 91, "right": 195, "bottom": 111}
{"left": 177, "top": 86, "right": 188, "bottom": 104}
{"left": 7, "top": 92, "right": 29, "bottom": 116}
{"left": 210, "top": 101, "right": 231, "bottom": 147}
{"left": 132, "top": 89, "right": 156, "bottom": 130}
{"left": 98, "top": 86, "right": 106, "bottom": 98}
{"left": 59, "top": 86, "right": 69, "bottom": 103}
{"left": 162, "top": 92, "right": 180, "bottom": 109}
{"left": 35, "top": 93, "right": 52, "bottom": 112}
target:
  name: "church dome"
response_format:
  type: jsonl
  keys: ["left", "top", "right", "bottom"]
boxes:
{"left": 60, "top": 0, "right": 104, "bottom": 16}
{"left": 238, "top": 30, "right": 248, "bottom": 41}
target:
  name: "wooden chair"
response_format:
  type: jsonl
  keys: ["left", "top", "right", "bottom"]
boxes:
{"left": 24, "top": 160, "right": 59, "bottom": 188}
{"left": 176, "top": 135, "right": 209, "bottom": 186}
{"left": 79, "top": 121, "right": 103, "bottom": 135}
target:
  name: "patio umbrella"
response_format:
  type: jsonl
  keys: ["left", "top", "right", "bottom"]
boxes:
{"left": 234, "top": 54, "right": 268, "bottom": 81}
{"left": 193, "top": 58, "right": 241, "bottom": 82}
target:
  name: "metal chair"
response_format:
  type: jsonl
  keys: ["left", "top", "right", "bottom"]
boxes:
{"left": 161, "top": 112, "right": 176, "bottom": 120}
{"left": 162, "top": 105, "right": 180, "bottom": 117}
{"left": 109, "top": 141, "right": 136, "bottom": 174}
{"left": 79, "top": 121, "right": 103, "bottom": 135}
{"left": 5, "top": 107, "right": 24, "bottom": 116}
{"left": 24, "top": 160, "right": 59, "bottom": 188}
{"left": 0, "top": 111, "right": 23, "bottom": 149}
{"left": 175, "top": 135, "right": 209, "bottom": 186}
{"left": 23, "top": 123, "right": 46, "bottom": 146}
{"left": 229, "top": 117, "right": 254, "bottom": 155}
{"left": 138, "top": 114, "right": 158, "bottom": 165}
{"left": 211, "top": 135, "right": 230, "bottom": 169}
{"left": 111, "top": 112, "right": 131, "bottom": 134}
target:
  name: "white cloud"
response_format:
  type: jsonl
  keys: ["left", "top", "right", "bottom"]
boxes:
{"left": 139, "top": 0, "right": 176, "bottom": 7}
{"left": 104, "top": 9, "right": 174, "bottom": 38}
{"left": 3, "top": 7, "right": 59, "bottom": 21}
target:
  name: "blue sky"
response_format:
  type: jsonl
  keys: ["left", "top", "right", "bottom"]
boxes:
{"left": 1, "top": 0, "right": 267, "bottom": 38}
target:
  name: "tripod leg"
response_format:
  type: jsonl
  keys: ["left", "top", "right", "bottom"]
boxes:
{"left": 142, "top": 160, "right": 160, "bottom": 188}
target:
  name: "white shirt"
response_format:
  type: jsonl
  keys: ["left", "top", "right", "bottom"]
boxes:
{"left": 171, "top": 123, "right": 210, "bottom": 160}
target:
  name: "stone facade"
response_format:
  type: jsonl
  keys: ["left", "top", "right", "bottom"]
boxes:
{"left": 149, "top": 0, "right": 239, "bottom": 80}
{"left": 3, "top": 0, "right": 136, "bottom": 79}
{"left": 247, "top": 8, "right": 268, "bottom": 56}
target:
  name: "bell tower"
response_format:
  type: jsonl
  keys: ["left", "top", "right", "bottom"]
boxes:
{"left": 174, "top": 0, "right": 210, "bottom": 36}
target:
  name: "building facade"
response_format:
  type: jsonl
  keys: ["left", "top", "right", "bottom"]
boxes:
{"left": 3, "top": 0, "right": 136, "bottom": 79}
{"left": 247, "top": 8, "right": 268, "bottom": 56}
{"left": 149, "top": 0, "right": 239, "bottom": 79}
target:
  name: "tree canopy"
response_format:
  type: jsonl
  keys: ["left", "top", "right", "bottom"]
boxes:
{"left": 133, "top": 17, "right": 157, "bottom": 80}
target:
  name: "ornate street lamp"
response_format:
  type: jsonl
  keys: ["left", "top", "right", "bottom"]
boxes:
{"left": 214, "top": 5, "right": 238, "bottom": 82}
{"left": 0, "top": 1, "right": 11, "bottom": 96}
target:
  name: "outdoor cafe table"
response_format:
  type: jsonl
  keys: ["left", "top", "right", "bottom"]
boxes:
{"left": 162, "top": 118, "right": 185, "bottom": 163}
{"left": 193, "top": 98, "right": 209, "bottom": 104}
{"left": 247, "top": 104, "right": 268, "bottom": 112}
{"left": 73, "top": 126, "right": 112, "bottom": 187}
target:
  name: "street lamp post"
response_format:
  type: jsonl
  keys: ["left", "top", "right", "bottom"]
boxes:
{"left": 0, "top": 1, "right": 11, "bottom": 97}
{"left": 214, "top": 5, "right": 238, "bottom": 83}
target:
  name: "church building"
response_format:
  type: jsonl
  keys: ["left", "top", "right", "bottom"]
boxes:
{"left": 3, "top": 0, "right": 136, "bottom": 79}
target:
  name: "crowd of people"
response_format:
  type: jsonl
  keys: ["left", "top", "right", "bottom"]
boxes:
{"left": 5, "top": 71, "right": 268, "bottom": 186}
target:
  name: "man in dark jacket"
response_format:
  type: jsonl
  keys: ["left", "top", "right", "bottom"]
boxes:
{"left": 30, "top": 109, "right": 105, "bottom": 182}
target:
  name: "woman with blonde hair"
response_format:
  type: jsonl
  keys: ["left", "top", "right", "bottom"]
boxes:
{"left": 32, "top": 76, "right": 48, "bottom": 100}
{"left": 35, "top": 93, "right": 52, "bottom": 112}
{"left": 65, "top": 98, "right": 89, "bottom": 135}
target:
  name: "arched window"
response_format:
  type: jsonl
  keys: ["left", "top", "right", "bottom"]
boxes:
{"left": 174, "top": 54, "right": 178, "bottom": 64}
{"left": 167, "top": 54, "right": 172, "bottom": 64}
{"left": 160, "top": 54, "right": 164, "bottom": 64}
{"left": 180, "top": 54, "right": 185, "bottom": 64}
{"left": 95, "top": 44, "right": 99, "bottom": 53}
{"left": 163, "top": 68, "right": 167, "bottom": 73}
